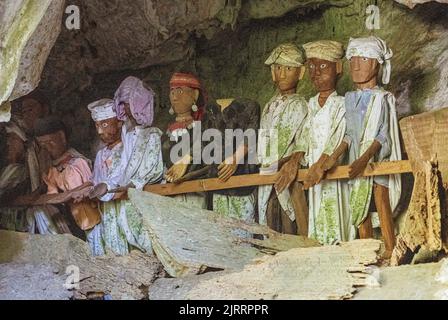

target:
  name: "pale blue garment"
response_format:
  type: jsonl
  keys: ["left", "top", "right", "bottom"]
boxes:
{"left": 26, "top": 206, "right": 60, "bottom": 235}
{"left": 344, "top": 88, "right": 391, "bottom": 187}
{"left": 86, "top": 224, "right": 106, "bottom": 256}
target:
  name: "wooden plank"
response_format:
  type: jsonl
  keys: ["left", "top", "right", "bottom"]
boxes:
{"left": 145, "top": 160, "right": 413, "bottom": 196}
{"left": 128, "top": 190, "right": 320, "bottom": 278}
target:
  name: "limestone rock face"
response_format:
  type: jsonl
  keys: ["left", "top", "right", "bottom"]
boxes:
{"left": 9, "top": 0, "right": 65, "bottom": 101}
{"left": 0, "top": 263, "right": 73, "bottom": 300}
{"left": 0, "top": 231, "right": 163, "bottom": 300}
{"left": 395, "top": 0, "right": 448, "bottom": 9}
{"left": 0, "top": 0, "right": 64, "bottom": 109}
{"left": 1, "top": 1, "right": 448, "bottom": 155}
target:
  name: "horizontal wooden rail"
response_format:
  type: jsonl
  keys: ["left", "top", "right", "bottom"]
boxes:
{"left": 145, "top": 160, "right": 413, "bottom": 196}
{"left": 8, "top": 161, "right": 412, "bottom": 206}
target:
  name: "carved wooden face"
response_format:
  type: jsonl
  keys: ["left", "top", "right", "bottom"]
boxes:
{"left": 21, "top": 98, "right": 46, "bottom": 131}
{"left": 308, "top": 58, "right": 341, "bottom": 93}
{"left": 169, "top": 86, "right": 199, "bottom": 116}
{"left": 349, "top": 56, "right": 380, "bottom": 86}
{"left": 271, "top": 64, "right": 305, "bottom": 94}
{"left": 6, "top": 133, "right": 25, "bottom": 165}
{"left": 94, "top": 118, "right": 122, "bottom": 147}
{"left": 36, "top": 131, "right": 67, "bottom": 160}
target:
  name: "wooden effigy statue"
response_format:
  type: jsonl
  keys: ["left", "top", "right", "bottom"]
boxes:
{"left": 201, "top": 97, "right": 260, "bottom": 237}
{"left": 324, "top": 36, "right": 402, "bottom": 257}
{"left": 259, "top": 43, "right": 309, "bottom": 236}
{"left": 32, "top": 116, "right": 94, "bottom": 235}
{"left": 85, "top": 77, "right": 164, "bottom": 256}
{"left": 163, "top": 73, "right": 208, "bottom": 209}
{"left": 299, "top": 40, "right": 354, "bottom": 245}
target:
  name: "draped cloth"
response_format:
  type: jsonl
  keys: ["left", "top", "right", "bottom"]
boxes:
{"left": 1, "top": 121, "right": 52, "bottom": 234}
{"left": 114, "top": 76, "right": 155, "bottom": 127}
{"left": 258, "top": 94, "right": 308, "bottom": 225}
{"left": 346, "top": 36, "right": 393, "bottom": 85}
{"left": 299, "top": 92, "right": 354, "bottom": 244}
{"left": 349, "top": 88, "right": 402, "bottom": 227}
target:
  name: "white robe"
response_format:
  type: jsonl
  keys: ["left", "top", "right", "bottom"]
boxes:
{"left": 258, "top": 94, "right": 308, "bottom": 225}
{"left": 94, "top": 124, "right": 164, "bottom": 256}
{"left": 349, "top": 88, "right": 402, "bottom": 227}
{"left": 119, "top": 124, "right": 164, "bottom": 189}
{"left": 300, "top": 93, "right": 353, "bottom": 244}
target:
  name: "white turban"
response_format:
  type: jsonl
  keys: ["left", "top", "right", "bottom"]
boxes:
{"left": 346, "top": 36, "right": 393, "bottom": 85}
{"left": 87, "top": 99, "right": 116, "bottom": 122}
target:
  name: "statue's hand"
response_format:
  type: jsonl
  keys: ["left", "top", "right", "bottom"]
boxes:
{"left": 89, "top": 183, "right": 109, "bottom": 200}
{"left": 322, "top": 155, "right": 338, "bottom": 172}
{"left": 275, "top": 158, "right": 299, "bottom": 194}
{"left": 349, "top": 156, "right": 370, "bottom": 179}
{"left": 165, "top": 163, "right": 189, "bottom": 183}
{"left": 218, "top": 156, "right": 238, "bottom": 182}
{"left": 45, "top": 192, "right": 74, "bottom": 205}
{"left": 72, "top": 186, "right": 93, "bottom": 204}
{"left": 304, "top": 163, "right": 325, "bottom": 190}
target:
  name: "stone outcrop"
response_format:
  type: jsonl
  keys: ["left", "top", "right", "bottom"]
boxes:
{"left": 0, "top": 231, "right": 163, "bottom": 300}
{"left": 0, "top": 0, "right": 64, "bottom": 113}
{"left": 395, "top": 0, "right": 448, "bottom": 9}
{"left": 149, "top": 240, "right": 383, "bottom": 300}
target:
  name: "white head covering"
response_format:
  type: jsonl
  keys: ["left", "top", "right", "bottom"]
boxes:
{"left": 87, "top": 99, "right": 116, "bottom": 122}
{"left": 346, "top": 36, "right": 393, "bottom": 85}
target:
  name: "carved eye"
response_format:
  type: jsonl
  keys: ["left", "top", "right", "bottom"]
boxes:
{"left": 102, "top": 123, "right": 109, "bottom": 129}
{"left": 309, "top": 64, "right": 315, "bottom": 69}
{"left": 320, "top": 64, "right": 327, "bottom": 69}
{"left": 287, "top": 67, "right": 293, "bottom": 71}
{"left": 362, "top": 57, "right": 369, "bottom": 62}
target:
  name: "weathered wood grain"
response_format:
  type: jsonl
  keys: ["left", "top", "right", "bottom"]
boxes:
{"left": 128, "top": 189, "right": 320, "bottom": 278}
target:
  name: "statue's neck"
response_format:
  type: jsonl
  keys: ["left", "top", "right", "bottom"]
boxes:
{"left": 318, "top": 89, "right": 335, "bottom": 107}
{"left": 176, "top": 111, "right": 194, "bottom": 123}
{"left": 355, "top": 77, "right": 378, "bottom": 90}
{"left": 279, "top": 88, "right": 296, "bottom": 96}
{"left": 107, "top": 139, "right": 122, "bottom": 150}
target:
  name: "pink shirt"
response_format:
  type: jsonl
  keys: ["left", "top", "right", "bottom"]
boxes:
{"left": 44, "top": 152, "right": 92, "bottom": 194}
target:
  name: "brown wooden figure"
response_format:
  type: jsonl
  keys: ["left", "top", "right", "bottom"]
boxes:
{"left": 162, "top": 73, "right": 208, "bottom": 209}
{"left": 32, "top": 116, "right": 94, "bottom": 235}
{"left": 297, "top": 40, "right": 353, "bottom": 244}
{"left": 259, "top": 43, "right": 309, "bottom": 236}
{"left": 324, "top": 36, "right": 401, "bottom": 257}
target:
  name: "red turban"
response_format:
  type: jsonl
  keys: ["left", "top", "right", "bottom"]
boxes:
{"left": 169, "top": 73, "right": 206, "bottom": 121}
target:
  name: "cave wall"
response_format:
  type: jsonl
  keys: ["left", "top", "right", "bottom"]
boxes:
{"left": 33, "top": 0, "right": 448, "bottom": 158}
{"left": 0, "top": 0, "right": 64, "bottom": 111}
